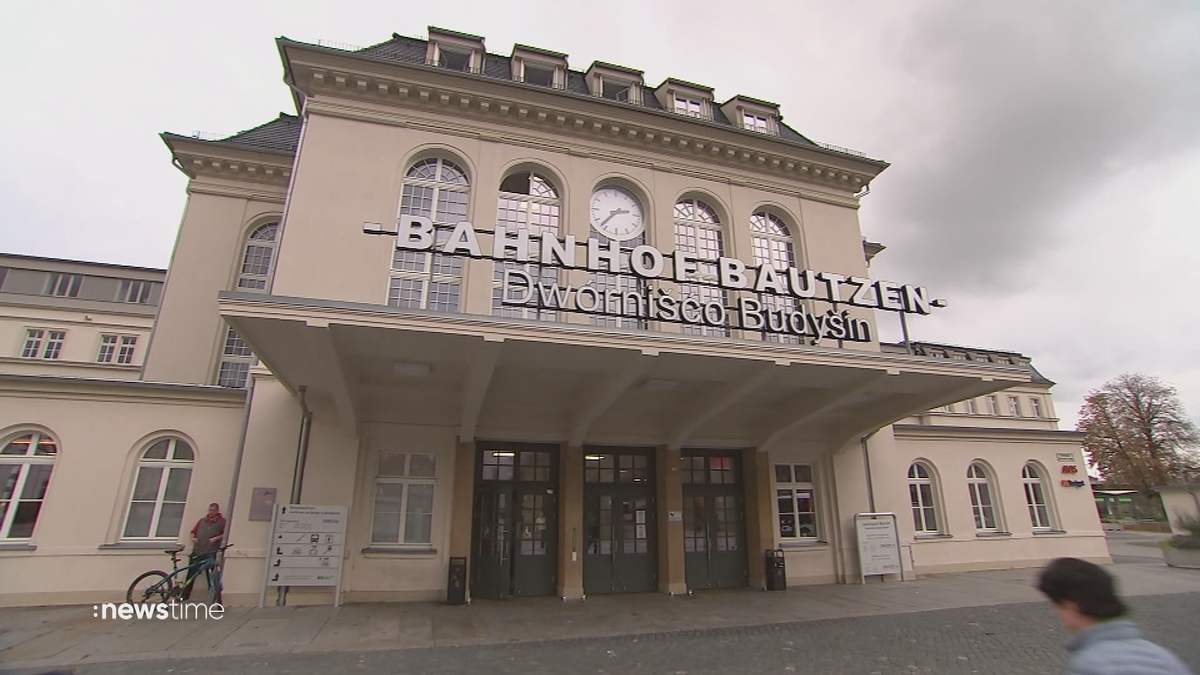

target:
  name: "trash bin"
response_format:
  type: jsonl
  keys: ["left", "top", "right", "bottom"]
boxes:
{"left": 765, "top": 549, "right": 786, "bottom": 591}
{"left": 447, "top": 557, "right": 468, "bottom": 605}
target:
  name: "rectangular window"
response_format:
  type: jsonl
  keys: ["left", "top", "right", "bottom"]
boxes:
{"left": 966, "top": 399, "right": 978, "bottom": 414}
{"left": 743, "top": 112, "right": 770, "bottom": 133}
{"left": 986, "top": 395, "right": 999, "bottom": 415}
{"left": 438, "top": 48, "right": 471, "bottom": 72}
{"left": 523, "top": 63, "right": 555, "bottom": 87}
{"left": 22, "top": 329, "right": 64, "bottom": 359}
{"left": 118, "top": 336, "right": 138, "bottom": 364}
{"left": 217, "top": 326, "right": 253, "bottom": 388}
{"left": 1008, "top": 396, "right": 1022, "bottom": 417}
{"left": 602, "top": 80, "right": 631, "bottom": 102}
{"left": 942, "top": 404, "right": 955, "bottom": 413}
{"left": 674, "top": 96, "right": 704, "bottom": 118}
{"left": 45, "top": 273, "right": 82, "bottom": 297}
{"left": 774, "top": 463, "right": 818, "bottom": 539}
{"left": 117, "top": 279, "right": 152, "bottom": 304}
{"left": 371, "top": 452, "right": 437, "bottom": 545}
{"left": 97, "top": 334, "right": 118, "bottom": 363}
{"left": 1030, "top": 398, "right": 1043, "bottom": 418}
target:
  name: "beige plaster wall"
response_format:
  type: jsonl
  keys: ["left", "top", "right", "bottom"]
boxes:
{"left": 0, "top": 305, "right": 152, "bottom": 378}
{"left": 0, "top": 383, "right": 244, "bottom": 607}
{"left": 1160, "top": 488, "right": 1200, "bottom": 535}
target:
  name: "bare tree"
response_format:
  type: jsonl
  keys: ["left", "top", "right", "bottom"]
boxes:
{"left": 1078, "top": 374, "right": 1200, "bottom": 492}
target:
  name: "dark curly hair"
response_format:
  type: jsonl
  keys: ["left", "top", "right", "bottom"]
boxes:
{"left": 1036, "top": 557, "right": 1127, "bottom": 619}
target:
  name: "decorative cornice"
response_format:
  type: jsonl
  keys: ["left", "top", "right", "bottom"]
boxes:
{"left": 278, "top": 42, "right": 884, "bottom": 196}
{"left": 0, "top": 373, "right": 246, "bottom": 406}
{"left": 891, "top": 423, "right": 1084, "bottom": 444}
{"left": 161, "top": 134, "right": 294, "bottom": 188}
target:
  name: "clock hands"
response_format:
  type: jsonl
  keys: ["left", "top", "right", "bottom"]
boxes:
{"left": 599, "top": 208, "right": 631, "bottom": 227}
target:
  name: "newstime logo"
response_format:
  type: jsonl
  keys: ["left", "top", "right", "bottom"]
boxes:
{"left": 94, "top": 601, "right": 225, "bottom": 620}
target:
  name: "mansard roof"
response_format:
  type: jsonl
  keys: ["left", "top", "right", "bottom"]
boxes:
{"left": 882, "top": 340, "right": 1055, "bottom": 386}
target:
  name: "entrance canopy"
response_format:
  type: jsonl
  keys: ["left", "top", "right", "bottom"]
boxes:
{"left": 220, "top": 292, "right": 1030, "bottom": 451}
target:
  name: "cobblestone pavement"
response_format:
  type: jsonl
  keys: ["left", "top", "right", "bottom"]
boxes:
{"left": 22, "top": 592, "right": 1197, "bottom": 675}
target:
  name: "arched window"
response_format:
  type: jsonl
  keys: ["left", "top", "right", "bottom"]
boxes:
{"left": 220, "top": 221, "right": 278, "bottom": 388}
{"left": 967, "top": 462, "right": 999, "bottom": 531}
{"left": 0, "top": 431, "right": 57, "bottom": 540}
{"left": 907, "top": 462, "right": 941, "bottom": 534}
{"left": 493, "top": 171, "right": 561, "bottom": 321}
{"left": 673, "top": 198, "right": 727, "bottom": 337}
{"left": 391, "top": 157, "right": 470, "bottom": 313}
{"left": 123, "top": 438, "right": 194, "bottom": 540}
{"left": 750, "top": 211, "right": 799, "bottom": 344}
{"left": 1022, "top": 462, "right": 1053, "bottom": 530}
{"left": 237, "top": 223, "right": 279, "bottom": 291}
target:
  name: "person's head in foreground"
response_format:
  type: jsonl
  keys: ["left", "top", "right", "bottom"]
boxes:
{"left": 1036, "top": 557, "right": 1193, "bottom": 675}
{"left": 1036, "top": 556, "right": 1127, "bottom": 633}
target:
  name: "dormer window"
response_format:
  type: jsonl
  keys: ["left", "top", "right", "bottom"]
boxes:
{"left": 523, "top": 63, "right": 555, "bottom": 87}
{"left": 437, "top": 47, "right": 472, "bottom": 72}
{"left": 743, "top": 112, "right": 771, "bottom": 133}
{"left": 674, "top": 96, "right": 704, "bottom": 118}
{"left": 602, "top": 80, "right": 631, "bottom": 102}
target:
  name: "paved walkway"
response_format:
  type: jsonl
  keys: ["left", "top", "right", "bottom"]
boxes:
{"left": 2, "top": 537, "right": 1197, "bottom": 672}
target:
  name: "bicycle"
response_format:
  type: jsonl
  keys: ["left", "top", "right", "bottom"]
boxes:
{"left": 126, "top": 544, "right": 232, "bottom": 605}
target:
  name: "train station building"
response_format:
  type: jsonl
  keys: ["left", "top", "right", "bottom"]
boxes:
{"left": 0, "top": 27, "right": 1108, "bottom": 607}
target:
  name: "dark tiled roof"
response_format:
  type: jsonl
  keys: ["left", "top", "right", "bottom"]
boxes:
{"left": 327, "top": 33, "right": 834, "bottom": 153}
{"left": 213, "top": 114, "right": 302, "bottom": 152}
{"left": 885, "top": 340, "right": 1055, "bottom": 386}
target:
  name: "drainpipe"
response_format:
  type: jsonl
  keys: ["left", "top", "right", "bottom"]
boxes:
{"left": 222, "top": 375, "right": 256, "bottom": 555}
{"left": 279, "top": 385, "right": 312, "bottom": 606}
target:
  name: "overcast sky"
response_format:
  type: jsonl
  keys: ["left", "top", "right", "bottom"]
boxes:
{"left": 1, "top": 1, "right": 1197, "bottom": 431}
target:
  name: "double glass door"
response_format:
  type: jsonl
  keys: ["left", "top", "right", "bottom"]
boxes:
{"left": 681, "top": 452, "right": 747, "bottom": 589}
{"left": 470, "top": 446, "right": 557, "bottom": 599}
{"left": 583, "top": 449, "right": 657, "bottom": 594}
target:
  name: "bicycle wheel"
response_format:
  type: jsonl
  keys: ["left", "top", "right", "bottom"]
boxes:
{"left": 207, "top": 565, "right": 223, "bottom": 605}
{"left": 127, "top": 571, "right": 173, "bottom": 604}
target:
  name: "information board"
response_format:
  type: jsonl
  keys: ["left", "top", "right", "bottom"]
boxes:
{"left": 854, "top": 512, "right": 903, "bottom": 582}
{"left": 259, "top": 504, "right": 347, "bottom": 607}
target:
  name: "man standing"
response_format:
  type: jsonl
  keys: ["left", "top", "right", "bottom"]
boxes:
{"left": 182, "top": 503, "right": 226, "bottom": 601}
{"left": 1036, "top": 557, "right": 1192, "bottom": 674}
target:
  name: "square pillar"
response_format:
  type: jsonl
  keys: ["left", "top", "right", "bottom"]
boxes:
{"left": 743, "top": 448, "right": 775, "bottom": 590}
{"left": 557, "top": 443, "right": 585, "bottom": 599}
{"left": 656, "top": 445, "right": 687, "bottom": 594}
{"left": 448, "top": 441, "right": 475, "bottom": 561}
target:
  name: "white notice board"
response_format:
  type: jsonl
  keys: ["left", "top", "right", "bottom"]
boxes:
{"left": 854, "top": 512, "right": 903, "bottom": 582}
{"left": 259, "top": 504, "right": 347, "bottom": 607}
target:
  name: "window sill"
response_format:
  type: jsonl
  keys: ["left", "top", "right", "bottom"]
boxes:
{"left": 779, "top": 540, "right": 828, "bottom": 549}
{"left": 975, "top": 531, "right": 1013, "bottom": 538}
{"left": 361, "top": 546, "right": 438, "bottom": 556}
{"left": 913, "top": 533, "right": 953, "bottom": 541}
{"left": 0, "top": 542, "right": 36, "bottom": 551}
{"left": 99, "top": 541, "right": 184, "bottom": 551}
{"left": 1032, "top": 529, "right": 1068, "bottom": 536}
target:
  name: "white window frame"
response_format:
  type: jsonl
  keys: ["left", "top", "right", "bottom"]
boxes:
{"left": 45, "top": 273, "right": 82, "bottom": 297}
{"left": 1029, "top": 397, "right": 1043, "bottom": 418}
{"left": 492, "top": 171, "right": 561, "bottom": 321}
{"left": 965, "top": 399, "right": 978, "bottom": 414}
{"left": 520, "top": 60, "right": 559, "bottom": 88}
{"left": 1008, "top": 395, "right": 1022, "bottom": 417}
{"left": 392, "top": 158, "right": 470, "bottom": 314}
{"left": 774, "top": 463, "right": 818, "bottom": 540}
{"left": 433, "top": 44, "right": 475, "bottom": 72}
{"left": 750, "top": 211, "right": 800, "bottom": 345}
{"left": 117, "top": 279, "right": 152, "bottom": 304}
{"left": 98, "top": 334, "right": 139, "bottom": 365}
{"left": 371, "top": 451, "right": 437, "bottom": 546}
{"left": 0, "top": 431, "right": 58, "bottom": 540}
{"left": 673, "top": 198, "right": 727, "bottom": 337}
{"left": 600, "top": 77, "right": 634, "bottom": 103}
{"left": 907, "top": 462, "right": 942, "bottom": 534}
{"left": 21, "top": 328, "right": 65, "bottom": 360}
{"left": 967, "top": 462, "right": 1000, "bottom": 532}
{"left": 122, "top": 438, "right": 194, "bottom": 541}
{"left": 986, "top": 395, "right": 999, "bottom": 415}
{"left": 942, "top": 404, "right": 955, "bottom": 414}
{"left": 742, "top": 112, "right": 772, "bottom": 134}
{"left": 673, "top": 95, "right": 706, "bottom": 119}
{"left": 236, "top": 223, "right": 279, "bottom": 292}
{"left": 1022, "top": 463, "right": 1054, "bottom": 530}
{"left": 217, "top": 325, "right": 253, "bottom": 388}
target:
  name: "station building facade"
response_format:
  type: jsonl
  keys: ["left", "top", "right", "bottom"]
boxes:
{"left": 0, "top": 27, "right": 1108, "bottom": 607}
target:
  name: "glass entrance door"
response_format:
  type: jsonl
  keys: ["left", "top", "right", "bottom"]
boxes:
{"left": 470, "top": 445, "right": 558, "bottom": 599}
{"left": 583, "top": 450, "right": 657, "bottom": 594}
{"left": 681, "top": 452, "right": 747, "bottom": 590}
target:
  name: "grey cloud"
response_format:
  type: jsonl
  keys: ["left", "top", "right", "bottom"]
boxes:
{"left": 868, "top": 0, "right": 1200, "bottom": 292}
